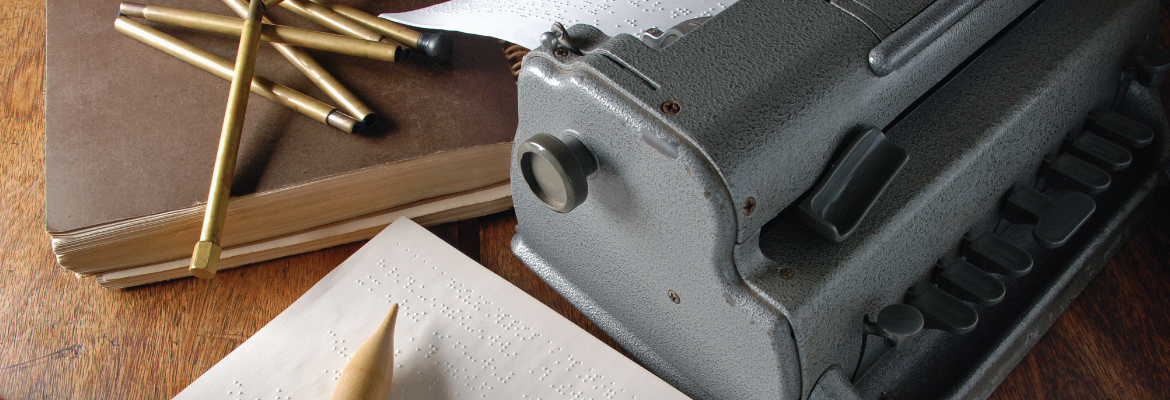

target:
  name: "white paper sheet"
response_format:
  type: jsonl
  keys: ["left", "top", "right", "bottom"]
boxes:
{"left": 174, "top": 217, "right": 688, "bottom": 400}
{"left": 379, "top": 0, "right": 735, "bottom": 50}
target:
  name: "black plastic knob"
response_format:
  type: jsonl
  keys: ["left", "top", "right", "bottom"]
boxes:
{"left": 865, "top": 304, "right": 924, "bottom": 351}
{"left": 417, "top": 32, "right": 452, "bottom": 63}
{"left": 518, "top": 133, "right": 597, "bottom": 213}
{"left": 1134, "top": 48, "right": 1170, "bottom": 87}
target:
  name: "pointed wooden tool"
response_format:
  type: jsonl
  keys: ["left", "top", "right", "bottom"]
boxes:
{"left": 331, "top": 303, "right": 398, "bottom": 400}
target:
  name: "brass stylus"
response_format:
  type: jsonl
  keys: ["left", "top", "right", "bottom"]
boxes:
{"left": 221, "top": 0, "right": 376, "bottom": 130}
{"left": 306, "top": 0, "right": 452, "bottom": 63}
{"left": 279, "top": 0, "right": 397, "bottom": 45}
{"left": 190, "top": 0, "right": 271, "bottom": 279}
{"left": 331, "top": 304, "right": 398, "bottom": 400}
{"left": 114, "top": 17, "right": 359, "bottom": 132}
{"left": 119, "top": 3, "right": 408, "bottom": 63}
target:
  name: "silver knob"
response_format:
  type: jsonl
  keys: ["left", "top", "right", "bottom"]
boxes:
{"left": 518, "top": 133, "right": 596, "bottom": 213}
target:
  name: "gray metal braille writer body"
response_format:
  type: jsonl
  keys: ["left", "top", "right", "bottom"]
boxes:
{"left": 508, "top": 0, "right": 1170, "bottom": 398}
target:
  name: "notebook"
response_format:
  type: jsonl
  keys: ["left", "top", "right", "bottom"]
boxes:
{"left": 172, "top": 217, "right": 689, "bottom": 399}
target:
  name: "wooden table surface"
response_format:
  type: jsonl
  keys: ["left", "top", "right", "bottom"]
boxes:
{"left": 2, "top": 0, "right": 1168, "bottom": 398}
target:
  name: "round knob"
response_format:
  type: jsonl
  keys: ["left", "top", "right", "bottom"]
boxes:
{"left": 417, "top": 32, "right": 453, "bottom": 64}
{"left": 1135, "top": 48, "right": 1170, "bottom": 87}
{"left": 518, "top": 133, "right": 596, "bottom": 213}
{"left": 872, "top": 304, "right": 924, "bottom": 351}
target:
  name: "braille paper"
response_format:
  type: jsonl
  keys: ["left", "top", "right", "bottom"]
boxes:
{"left": 173, "top": 217, "right": 688, "bottom": 400}
{"left": 379, "top": 0, "right": 735, "bottom": 49}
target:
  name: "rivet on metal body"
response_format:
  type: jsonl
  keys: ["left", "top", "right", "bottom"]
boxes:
{"left": 661, "top": 100, "right": 681, "bottom": 115}
{"left": 779, "top": 267, "right": 794, "bottom": 280}
{"left": 742, "top": 197, "right": 756, "bottom": 215}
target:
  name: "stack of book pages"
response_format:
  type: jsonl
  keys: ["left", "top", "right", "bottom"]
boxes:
{"left": 44, "top": 0, "right": 518, "bottom": 288}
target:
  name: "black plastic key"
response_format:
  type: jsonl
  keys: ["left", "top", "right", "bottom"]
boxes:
{"left": 1088, "top": 111, "right": 1154, "bottom": 149}
{"left": 907, "top": 283, "right": 979, "bottom": 334}
{"left": 1045, "top": 153, "right": 1111, "bottom": 194}
{"left": 935, "top": 259, "right": 1005, "bottom": 306}
{"left": 964, "top": 232, "right": 1033, "bottom": 277}
{"left": 1069, "top": 132, "right": 1132, "bottom": 172}
{"left": 1002, "top": 186, "right": 1096, "bottom": 248}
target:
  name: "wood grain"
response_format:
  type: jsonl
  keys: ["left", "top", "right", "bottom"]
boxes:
{"left": 1, "top": 1, "right": 1168, "bottom": 399}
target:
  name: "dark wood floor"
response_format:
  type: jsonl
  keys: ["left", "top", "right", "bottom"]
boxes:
{"left": 1, "top": 0, "right": 1168, "bottom": 398}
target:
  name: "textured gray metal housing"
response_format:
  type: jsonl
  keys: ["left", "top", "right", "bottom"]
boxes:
{"left": 510, "top": 0, "right": 1165, "bottom": 398}
{"left": 741, "top": 0, "right": 1160, "bottom": 396}
{"left": 850, "top": 83, "right": 1168, "bottom": 399}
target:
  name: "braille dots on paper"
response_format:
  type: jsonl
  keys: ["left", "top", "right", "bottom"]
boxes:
{"left": 220, "top": 388, "right": 292, "bottom": 400}
{"left": 415, "top": 0, "right": 729, "bottom": 34}
{"left": 271, "top": 388, "right": 291, "bottom": 400}
{"left": 353, "top": 236, "right": 649, "bottom": 399}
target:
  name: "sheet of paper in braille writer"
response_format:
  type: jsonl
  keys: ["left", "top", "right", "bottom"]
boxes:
{"left": 380, "top": 0, "right": 734, "bottom": 50}
{"left": 172, "top": 217, "right": 689, "bottom": 400}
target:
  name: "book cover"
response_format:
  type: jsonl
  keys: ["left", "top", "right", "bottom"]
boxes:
{"left": 44, "top": 0, "right": 518, "bottom": 271}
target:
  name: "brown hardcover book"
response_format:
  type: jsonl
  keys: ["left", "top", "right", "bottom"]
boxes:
{"left": 95, "top": 183, "right": 513, "bottom": 289}
{"left": 45, "top": 0, "right": 518, "bottom": 276}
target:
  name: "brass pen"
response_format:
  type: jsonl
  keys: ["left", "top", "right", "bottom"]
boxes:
{"left": 221, "top": 0, "right": 376, "bottom": 130}
{"left": 114, "top": 16, "right": 359, "bottom": 132}
{"left": 305, "top": 0, "right": 451, "bottom": 63}
{"left": 119, "top": 2, "right": 408, "bottom": 63}
{"left": 192, "top": 0, "right": 271, "bottom": 279}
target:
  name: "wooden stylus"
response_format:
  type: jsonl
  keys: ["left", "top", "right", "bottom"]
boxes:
{"left": 332, "top": 303, "right": 399, "bottom": 400}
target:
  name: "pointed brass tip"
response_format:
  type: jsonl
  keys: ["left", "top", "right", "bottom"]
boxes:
{"left": 190, "top": 240, "right": 222, "bottom": 279}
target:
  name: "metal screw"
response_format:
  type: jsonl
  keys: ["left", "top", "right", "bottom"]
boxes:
{"left": 553, "top": 48, "right": 569, "bottom": 57}
{"left": 742, "top": 197, "right": 756, "bottom": 216}
{"left": 660, "top": 100, "right": 681, "bottom": 115}
{"left": 668, "top": 290, "right": 681, "bottom": 304}
{"left": 779, "top": 267, "right": 794, "bottom": 280}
